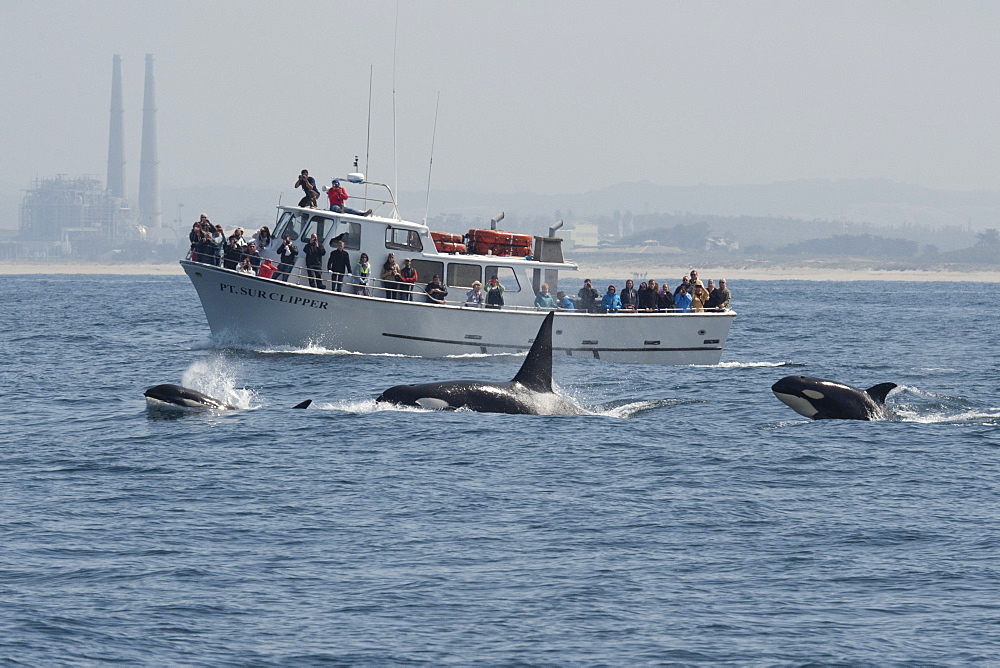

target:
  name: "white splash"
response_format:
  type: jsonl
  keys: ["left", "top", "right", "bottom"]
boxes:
{"left": 180, "top": 356, "right": 256, "bottom": 409}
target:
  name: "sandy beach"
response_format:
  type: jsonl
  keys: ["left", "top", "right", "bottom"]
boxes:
{"left": 2, "top": 260, "right": 999, "bottom": 282}
{"left": 574, "top": 261, "right": 1000, "bottom": 283}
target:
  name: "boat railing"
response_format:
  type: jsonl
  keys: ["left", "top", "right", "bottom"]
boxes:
{"left": 351, "top": 180, "right": 399, "bottom": 219}
{"left": 184, "top": 251, "right": 732, "bottom": 314}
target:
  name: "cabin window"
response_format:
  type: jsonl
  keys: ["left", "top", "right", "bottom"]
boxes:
{"left": 486, "top": 265, "right": 521, "bottom": 292}
{"left": 304, "top": 215, "right": 336, "bottom": 243}
{"left": 447, "top": 263, "right": 482, "bottom": 288}
{"left": 411, "top": 259, "right": 443, "bottom": 286}
{"left": 331, "top": 220, "right": 361, "bottom": 250}
{"left": 385, "top": 227, "right": 423, "bottom": 251}
{"left": 274, "top": 211, "right": 309, "bottom": 242}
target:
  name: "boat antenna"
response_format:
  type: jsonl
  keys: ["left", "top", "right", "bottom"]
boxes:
{"left": 364, "top": 64, "right": 372, "bottom": 203}
{"left": 392, "top": 0, "right": 399, "bottom": 210}
{"left": 422, "top": 91, "right": 441, "bottom": 225}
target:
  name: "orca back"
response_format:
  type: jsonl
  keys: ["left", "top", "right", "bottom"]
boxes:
{"left": 511, "top": 311, "right": 554, "bottom": 393}
{"left": 865, "top": 383, "right": 898, "bottom": 406}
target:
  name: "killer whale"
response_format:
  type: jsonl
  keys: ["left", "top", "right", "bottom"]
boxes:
{"left": 144, "top": 384, "right": 311, "bottom": 411}
{"left": 375, "top": 311, "right": 583, "bottom": 415}
{"left": 771, "top": 375, "right": 897, "bottom": 421}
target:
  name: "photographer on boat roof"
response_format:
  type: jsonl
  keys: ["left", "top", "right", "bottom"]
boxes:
{"left": 324, "top": 179, "right": 372, "bottom": 217}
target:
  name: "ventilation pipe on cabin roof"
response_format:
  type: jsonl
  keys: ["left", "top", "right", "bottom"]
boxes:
{"left": 490, "top": 212, "right": 504, "bottom": 230}
{"left": 548, "top": 219, "right": 564, "bottom": 238}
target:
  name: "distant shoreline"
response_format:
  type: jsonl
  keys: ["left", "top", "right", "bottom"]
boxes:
{"left": 2, "top": 260, "right": 999, "bottom": 282}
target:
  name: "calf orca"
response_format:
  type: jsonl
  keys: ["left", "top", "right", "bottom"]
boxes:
{"left": 144, "top": 384, "right": 311, "bottom": 411}
{"left": 375, "top": 311, "right": 583, "bottom": 415}
{"left": 771, "top": 375, "right": 897, "bottom": 421}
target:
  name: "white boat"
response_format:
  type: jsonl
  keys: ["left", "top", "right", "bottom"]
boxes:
{"left": 182, "top": 177, "right": 735, "bottom": 364}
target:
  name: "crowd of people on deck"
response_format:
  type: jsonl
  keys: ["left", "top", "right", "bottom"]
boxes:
{"left": 574, "top": 270, "right": 731, "bottom": 313}
{"left": 189, "top": 205, "right": 731, "bottom": 312}
{"left": 189, "top": 215, "right": 279, "bottom": 277}
{"left": 190, "top": 221, "right": 732, "bottom": 312}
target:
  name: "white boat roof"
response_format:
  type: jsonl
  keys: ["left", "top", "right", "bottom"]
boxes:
{"left": 275, "top": 203, "right": 578, "bottom": 270}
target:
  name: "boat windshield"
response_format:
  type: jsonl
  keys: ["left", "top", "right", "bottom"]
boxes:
{"left": 274, "top": 211, "right": 309, "bottom": 241}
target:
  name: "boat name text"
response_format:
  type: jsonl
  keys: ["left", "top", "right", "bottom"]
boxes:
{"left": 220, "top": 283, "right": 329, "bottom": 309}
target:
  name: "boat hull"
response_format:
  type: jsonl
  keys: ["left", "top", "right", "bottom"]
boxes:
{"left": 182, "top": 261, "right": 735, "bottom": 364}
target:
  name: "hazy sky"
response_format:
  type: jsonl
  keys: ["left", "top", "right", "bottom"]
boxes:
{"left": 3, "top": 0, "right": 1000, "bottom": 203}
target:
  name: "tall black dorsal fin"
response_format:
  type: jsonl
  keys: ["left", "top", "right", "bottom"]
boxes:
{"left": 511, "top": 311, "right": 554, "bottom": 393}
{"left": 865, "top": 382, "right": 898, "bottom": 405}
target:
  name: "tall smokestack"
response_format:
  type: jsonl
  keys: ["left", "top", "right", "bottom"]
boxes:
{"left": 106, "top": 54, "right": 125, "bottom": 198}
{"left": 139, "top": 53, "right": 162, "bottom": 229}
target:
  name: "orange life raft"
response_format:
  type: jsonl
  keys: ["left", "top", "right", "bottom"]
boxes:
{"left": 466, "top": 229, "right": 533, "bottom": 257}
{"left": 430, "top": 231, "right": 466, "bottom": 253}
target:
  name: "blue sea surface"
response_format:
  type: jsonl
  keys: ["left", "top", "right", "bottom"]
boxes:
{"left": 2, "top": 274, "right": 999, "bottom": 664}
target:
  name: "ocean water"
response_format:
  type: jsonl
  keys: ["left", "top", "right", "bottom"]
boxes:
{"left": 2, "top": 274, "right": 999, "bottom": 665}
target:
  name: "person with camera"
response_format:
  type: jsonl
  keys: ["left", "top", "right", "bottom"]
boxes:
{"left": 193, "top": 217, "right": 215, "bottom": 265}
{"left": 304, "top": 233, "right": 327, "bottom": 289}
{"left": 424, "top": 274, "right": 448, "bottom": 304}
{"left": 577, "top": 278, "right": 600, "bottom": 313}
{"left": 210, "top": 224, "right": 226, "bottom": 266}
{"left": 223, "top": 232, "right": 242, "bottom": 270}
{"left": 326, "top": 239, "right": 352, "bottom": 292}
{"left": 380, "top": 253, "right": 402, "bottom": 299}
{"left": 244, "top": 242, "right": 262, "bottom": 271}
{"left": 275, "top": 235, "right": 299, "bottom": 282}
{"left": 324, "top": 179, "right": 372, "bottom": 216}
{"left": 294, "top": 169, "right": 319, "bottom": 209}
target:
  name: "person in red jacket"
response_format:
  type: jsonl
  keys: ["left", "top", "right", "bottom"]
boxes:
{"left": 399, "top": 258, "right": 419, "bottom": 301}
{"left": 324, "top": 179, "right": 372, "bottom": 217}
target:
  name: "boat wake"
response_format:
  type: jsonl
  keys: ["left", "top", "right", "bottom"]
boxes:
{"left": 253, "top": 345, "right": 415, "bottom": 358}
{"left": 206, "top": 331, "right": 418, "bottom": 358}
{"left": 698, "top": 360, "right": 802, "bottom": 369}
{"left": 444, "top": 351, "right": 526, "bottom": 360}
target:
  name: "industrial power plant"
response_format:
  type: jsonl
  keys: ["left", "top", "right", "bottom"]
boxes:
{"left": 13, "top": 54, "right": 172, "bottom": 261}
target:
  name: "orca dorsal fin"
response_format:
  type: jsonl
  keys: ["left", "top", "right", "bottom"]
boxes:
{"left": 293, "top": 399, "right": 312, "bottom": 409}
{"left": 865, "top": 382, "right": 898, "bottom": 405}
{"left": 511, "top": 311, "right": 554, "bottom": 393}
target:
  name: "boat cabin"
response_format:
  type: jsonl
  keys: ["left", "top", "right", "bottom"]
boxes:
{"left": 265, "top": 200, "right": 576, "bottom": 309}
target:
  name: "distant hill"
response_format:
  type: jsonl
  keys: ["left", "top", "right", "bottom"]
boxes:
{"left": 409, "top": 178, "right": 1000, "bottom": 231}
{"left": 4, "top": 178, "right": 998, "bottom": 237}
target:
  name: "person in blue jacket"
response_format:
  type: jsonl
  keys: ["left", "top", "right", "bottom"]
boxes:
{"left": 674, "top": 285, "right": 693, "bottom": 312}
{"left": 534, "top": 283, "right": 557, "bottom": 309}
{"left": 555, "top": 290, "right": 575, "bottom": 311}
{"left": 601, "top": 285, "right": 622, "bottom": 313}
